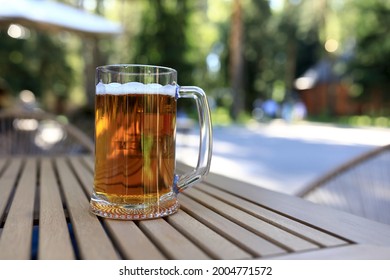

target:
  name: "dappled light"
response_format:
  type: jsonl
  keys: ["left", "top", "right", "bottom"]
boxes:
{"left": 7, "top": 24, "right": 31, "bottom": 39}
{"left": 13, "top": 118, "right": 38, "bottom": 131}
{"left": 34, "top": 120, "right": 66, "bottom": 149}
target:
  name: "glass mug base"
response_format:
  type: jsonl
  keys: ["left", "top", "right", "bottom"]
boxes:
{"left": 89, "top": 192, "right": 180, "bottom": 220}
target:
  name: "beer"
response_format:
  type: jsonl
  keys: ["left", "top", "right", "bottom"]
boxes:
{"left": 90, "top": 65, "right": 212, "bottom": 220}
{"left": 91, "top": 83, "right": 179, "bottom": 218}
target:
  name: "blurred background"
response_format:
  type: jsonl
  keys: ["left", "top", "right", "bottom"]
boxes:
{"left": 1, "top": 0, "right": 390, "bottom": 193}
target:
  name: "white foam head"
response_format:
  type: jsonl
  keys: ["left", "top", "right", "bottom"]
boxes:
{"left": 96, "top": 82, "right": 176, "bottom": 97}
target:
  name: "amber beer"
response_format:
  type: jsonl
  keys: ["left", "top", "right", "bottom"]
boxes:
{"left": 91, "top": 89, "right": 178, "bottom": 218}
{"left": 91, "top": 65, "right": 212, "bottom": 221}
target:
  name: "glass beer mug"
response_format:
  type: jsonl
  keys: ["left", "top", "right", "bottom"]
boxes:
{"left": 90, "top": 64, "right": 212, "bottom": 220}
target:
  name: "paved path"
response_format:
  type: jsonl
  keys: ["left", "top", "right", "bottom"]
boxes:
{"left": 176, "top": 120, "right": 390, "bottom": 195}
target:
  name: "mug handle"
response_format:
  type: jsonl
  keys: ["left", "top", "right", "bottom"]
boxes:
{"left": 174, "top": 86, "right": 213, "bottom": 193}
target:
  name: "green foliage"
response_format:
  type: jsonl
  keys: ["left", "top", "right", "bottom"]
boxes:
{"left": 241, "top": 0, "right": 272, "bottom": 108}
{"left": 133, "top": 0, "right": 193, "bottom": 85}
{"left": 0, "top": 29, "right": 73, "bottom": 100}
{"left": 309, "top": 115, "right": 390, "bottom": 128}
{"left": 211, "top": 106, "right": 232, "bottom": 126}
{"left": 347, "top": 0, "right": 390, "bottom": 96}
{"left": 1, "top": 0, "right": 389, "bottom": 121}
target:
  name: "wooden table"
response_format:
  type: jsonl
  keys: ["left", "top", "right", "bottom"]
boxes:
{"left": 1, "top": 154, "right": 390, "bottom": 260}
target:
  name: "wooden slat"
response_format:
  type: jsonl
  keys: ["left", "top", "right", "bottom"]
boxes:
{"left": 55, "top": 157, "right": 118, "bottom": 260}
{"left": 269, "top": 244, "right": 390, "bottom": 260}
{"left": 38, "top": 158, "right": 75, "bottom": 260}
{"left": 0, "top": 158, "right": 36, "bottom": 259}
{"left": 81, "top": 155, "right": 94, "bottom": 171}
{"left": 179, "top": 194, "right": 286, "bottom": 257}
{"left": 166, "top": 209, "right": 252, "bottom": 259}
{"left": 195, "top": 183, "right": 347, "bottom": 247}
{"left": 138, "top": 217, "right": 211, "bottom": 260}
{"left": 70, "top": 155, "right": 249, "bottom": 259}
{"left": 68, "top": 156, "right": 166, "bottom": 259}
{"left": 201, "top": 170, "right": 390, "bottom": 246}
{"left": 1, "top": 157, "right": 388, "bottom": 260}
{"left": 0, "top": 158, "right": 22, "bottom": 220}
{"left": 0, "top": 158, "right": 7, "bottom": 173}
{"left": 104, "top": 219, "right": 166, "bottom": 260}
{"left": 67, "top": 156, "right": 93, "bottom": 195}
{"left": 185, "top": 188, "right": 318, "bottom": 252}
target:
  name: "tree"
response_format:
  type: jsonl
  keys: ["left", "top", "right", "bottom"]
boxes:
{"left": 347, "top": 0, "right": 390, "bottom": 101}
{"left": 133, "top": 0, "right": 193, "bottom": 85}
{"left": 229, "top": 0, "right": 244, "bottom": 120}
{"left": 221, "top": 0, "right": 274, "bottom": 117}
{"left": 0, "top": 29, "right": 73, "bottom": 106}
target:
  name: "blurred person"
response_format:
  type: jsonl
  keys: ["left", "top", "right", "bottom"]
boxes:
{"left": 293, "top": 99, "right": 307, "bottom": 121}
{"left": 262, "top": 98, "right": 279, "bottom": 119}
{"left": 281, "top": 94, "right": 307, "bottom": 122}
{"left": 281, "top": 99, "right": 293, "bottom": 122}
{"left": 252, "top": 97, "right": 265, "bottom": 121}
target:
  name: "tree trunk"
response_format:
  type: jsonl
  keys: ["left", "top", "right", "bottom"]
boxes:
{"left": 229, "top": 0, "right": 244, "bottom": 120}
{"left": 84, "top": 37, "right": 100, "bottom": 111}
